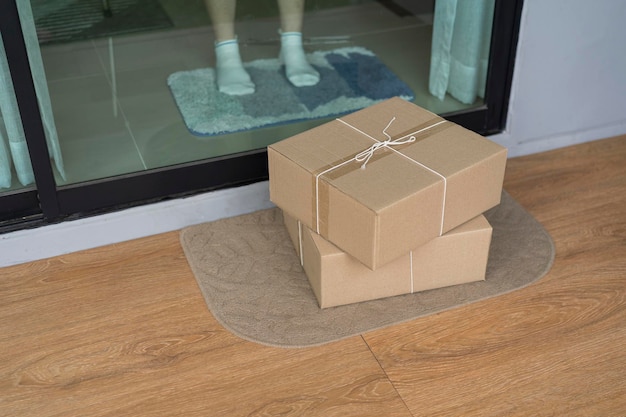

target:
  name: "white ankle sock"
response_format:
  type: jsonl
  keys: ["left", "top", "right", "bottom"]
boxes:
{"left": 280, "top": 32, "right": 320, "bottom": 87}
{"left": 214, "top": 39, "right": 255, "bottom": 96}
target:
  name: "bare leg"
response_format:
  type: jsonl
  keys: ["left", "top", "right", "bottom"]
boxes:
{"left": 204, "top": 0, "right": 254, "bottom": 95}
{"left": 204, "top": 0, "right": 236, "bottom": 42}
{"left": 277, "top": 0, "right": 305, "bottom": 33}
{"left": 277, "top": 0, "right": 320, "bottom": 87}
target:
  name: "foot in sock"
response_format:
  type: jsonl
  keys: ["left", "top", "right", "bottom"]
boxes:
{"left": 214, "top": 39, "right": 255, "bottom": 96}
{"left": 280, "top": 32, "right": 320, "bottom": 87}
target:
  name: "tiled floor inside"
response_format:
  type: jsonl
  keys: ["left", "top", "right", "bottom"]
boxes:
{"left": 7, "top": 0, "right": 479, "bottom": 192}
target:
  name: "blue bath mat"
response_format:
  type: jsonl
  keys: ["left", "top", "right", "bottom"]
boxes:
{"left": 167, "top": 47, "right": 415, "bottom": 137}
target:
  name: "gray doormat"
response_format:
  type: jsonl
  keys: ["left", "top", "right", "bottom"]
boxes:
{"left": 180, "top": 191, "right": 555, "bottom": 348}
{"left": 167, "top": 47, "right": 415, "bottom": 136}
{"left": 33, "top": 0, "right": 173, "bottom": 45}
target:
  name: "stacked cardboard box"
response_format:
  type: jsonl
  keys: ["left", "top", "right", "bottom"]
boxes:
{"left": 268, "top": 97, "right": 507, "bottom": 308}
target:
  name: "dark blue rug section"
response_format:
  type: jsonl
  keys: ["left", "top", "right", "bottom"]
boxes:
{"left": 167, "top": 47, "right": 415, "bottom": 137}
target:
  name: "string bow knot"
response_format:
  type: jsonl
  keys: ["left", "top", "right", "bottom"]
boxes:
{"left": 354, "top": 117, "right": 416, "bottom": 169}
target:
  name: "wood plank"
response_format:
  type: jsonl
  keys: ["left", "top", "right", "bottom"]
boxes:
{"left": 1, "top": 136, "right": 625, "bottom": 416}
{"left": 0, "top": 232, "right": 412, "bottom": 416}
{"left": 363, "top": 135, "right": 626, "bottom": 416}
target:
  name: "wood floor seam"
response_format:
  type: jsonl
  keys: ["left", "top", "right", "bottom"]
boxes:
{"left": 361, "top": 334, "right": 415, "bottom": 417}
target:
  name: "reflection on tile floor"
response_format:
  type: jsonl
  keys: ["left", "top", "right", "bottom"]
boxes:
{"left": 27, "top": 1, "right": 479, "bottom": 188}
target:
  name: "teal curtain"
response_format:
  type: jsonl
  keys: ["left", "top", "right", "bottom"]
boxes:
{"left": 0, "top": 31, "right": 32, "bottom": 188}
{"left": 429, "top": 0, "right": 495, "bottom": 104}
{"left": 0, "top": 0, "right": 64, "bottom": 189}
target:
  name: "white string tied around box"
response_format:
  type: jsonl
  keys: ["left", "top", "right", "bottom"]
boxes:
{"left": 315, "top": 117, "right": 449, "bottom": 236}
{"left": 355, "top": 117, "right": 415, "bottom": 169}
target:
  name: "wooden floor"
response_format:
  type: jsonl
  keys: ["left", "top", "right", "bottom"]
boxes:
{"left": 1, "top": 136, "right": 625, "bottom": 417}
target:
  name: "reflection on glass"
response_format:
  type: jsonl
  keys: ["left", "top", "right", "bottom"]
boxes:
{"left": 27, "top": 0, "right": 494, "bottom": 186}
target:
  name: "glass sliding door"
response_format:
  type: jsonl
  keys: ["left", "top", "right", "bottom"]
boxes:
{"left": 30, "top": 0, "right": 501, "bottom": 184}
{"left": 1, "top": 0, "right": 521, "bottom": 230}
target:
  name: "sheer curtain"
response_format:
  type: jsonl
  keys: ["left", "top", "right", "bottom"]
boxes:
{"left": 0, "top": 0, "right": 64, "bottom": 189}
{"left": 429, "top": 0, "right": 495, "bottom": 105}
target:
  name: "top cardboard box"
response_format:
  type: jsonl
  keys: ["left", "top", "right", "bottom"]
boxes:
{"left": 268, "top": 97, "right": 507, "bottom": 270}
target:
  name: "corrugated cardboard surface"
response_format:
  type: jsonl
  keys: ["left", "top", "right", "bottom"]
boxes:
{"left": 284, "top": 212, "right": 492, "bottom": 309}
{"left": 269, "top": 97, "right": 506, "bottom": 270}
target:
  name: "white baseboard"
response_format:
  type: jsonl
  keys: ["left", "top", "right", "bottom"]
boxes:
{"left": 0, "top": 181, "right": 274, "bottom": 268}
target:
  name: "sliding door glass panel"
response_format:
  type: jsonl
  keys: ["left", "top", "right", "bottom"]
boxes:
{"left": 30, "top": 0, "right": 494, "bottom": 186}
{"left": 0, "top": 28, "right": 35, "bottom": 192}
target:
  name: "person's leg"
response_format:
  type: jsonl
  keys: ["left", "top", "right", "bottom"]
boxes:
{"left": 277, "top": 0, "right": 320, "bottom": 87}
{"left": 204, "top": 0, "right": 254, "bottom": 95}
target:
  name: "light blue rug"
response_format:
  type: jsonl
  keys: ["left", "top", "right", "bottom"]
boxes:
{"left": 167, "top": 46, "right": 415, "bottom": 137}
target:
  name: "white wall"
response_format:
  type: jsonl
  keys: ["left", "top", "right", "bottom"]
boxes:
{"left": 490, "top": 0, "right": 626, "bottom": 156}
{"left": 2, "top": 0, "right": 626, "bottom": 266}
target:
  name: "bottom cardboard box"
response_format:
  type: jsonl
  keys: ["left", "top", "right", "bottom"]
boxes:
{"left": 284, "top": 211, "right": 493, "bottom": 309}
